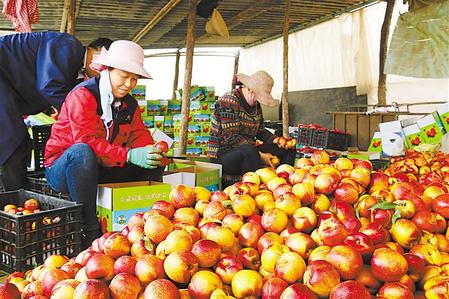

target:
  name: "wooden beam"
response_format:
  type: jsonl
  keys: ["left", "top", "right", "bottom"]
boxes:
{"left": 132, "top": 0, "right": 182, "bottom": 43}
{"left": 282, "top": 0, "right": 290, "bottom": 137}
{"left": 60, "top": 0, "right": 70, "bottom": 32}
{"left": 66, "top": 0, "right": 76, "bottom": 35}
{"left": 172, "top": 50, "right": 181, "bottom": 100}
{"left": 179, "top": 0, "right": 197, "bottom": 154}
{"left": 232, "top": 50, "right": 240, "bottom": 89}
{"left": 378, "top": 0, "right": 395, "bottom": 105}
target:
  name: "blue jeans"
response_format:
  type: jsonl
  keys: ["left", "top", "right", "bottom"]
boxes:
{"left": 45, "top": 143, "right": 164, "bottom": 232}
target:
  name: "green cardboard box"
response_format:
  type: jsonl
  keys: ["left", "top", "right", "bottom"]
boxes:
{"left": 154, "top": 116, "right": 164, "bottom": 131}
{"left": 417, "top": 114, "right": 445, "bottom": 144}
{"left": 163, "top": 116, "right": 174, "bottom": 134}
{"left": 403, "top": 124, "right": 425, "bottom": 148}
{"left": 96, "top": 181, "right": 171, "bottom": 232}
{"left": 173, "top": 114, "right": 194, "bottom": 125}
{"left": 97, "top": 206, "right": 149, "bottom": 233}
{"left": 190, "top": 101, "right": 202, "bottom": 114}
{"left": 130, "top": 85, "right": 146, "bottom": 101}
{"left": 204, "top": 86, "right": 215, "bottom": 101}
{"left": 367, "top": 131, "right": 382, "bottom": 152}
{"left": 437, "top": 102, "right": 449, "bottom": 132}
{"left": 193, "top": 114, "right": 211, "bottom": 123}
{"left": 147, "top": 100, "right": 167, "bottom": 116}
{"left": 142, "top": 116, "right": 154, "bottom": 128}
{"left": 167, "top": 100, "right": 181, "bottom": 115}
{"left": 163, "top": 159, "right": 222, "bottom": 191}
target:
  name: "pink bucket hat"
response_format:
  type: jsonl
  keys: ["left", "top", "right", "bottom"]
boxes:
{"left": 90, "top": 40, "right": 152, "bottom": 79}
{"left": 237, "top": 70, "right": 277, "bottom": 107}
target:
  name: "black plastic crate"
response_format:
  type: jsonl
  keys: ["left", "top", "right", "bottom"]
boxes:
{"left": 0, "top": 190, "right": 81, "bottom": 272}
{"left": 29, "top": 125, "right": 52, "bottom": 174}
{"left": 28, "top": 176, "right": 69, "bottom": 200}
{"left": 297, "top": 126, "right": 315, "bottom": 146}
{"left": 326, "top": 131, "right": 351, "bottom": 151}
{"left": 311, "top": 129, "right": 350, "bottom": 151}
{"left": 222, "top": 174, "right": 242, "bottom": 188}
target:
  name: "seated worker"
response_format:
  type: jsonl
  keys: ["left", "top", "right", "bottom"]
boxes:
{"left": 207, "top": 70, "right": 296, "bottom": 176}
{"left": 0, "top": 32, "right": 112, "bottom": 192}
{"left": 44, "top": 40, "right": 164, "bottom": 249}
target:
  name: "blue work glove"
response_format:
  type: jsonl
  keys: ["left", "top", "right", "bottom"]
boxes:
{"left": 127, "top": 146, "right": 162, "bottom": 169}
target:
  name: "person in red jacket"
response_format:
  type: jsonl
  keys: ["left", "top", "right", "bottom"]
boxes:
{"left": 44, "top": 40, "right": 163, "bottom": 249}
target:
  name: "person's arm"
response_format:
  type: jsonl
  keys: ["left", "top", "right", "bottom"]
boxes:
{"left": 35, "top": 34, "right": 84, "bottom": 110}
{"left": 65, "top": 87, "right": 129, "bottom": 167}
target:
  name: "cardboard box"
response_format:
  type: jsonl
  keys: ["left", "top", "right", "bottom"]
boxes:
{"left": 194, "top": 114, "right": 211, "bottom": 123}
{"left": 437, "top": 102, "right": 449, "bottom": 132}
{"left": 147, "top": 100, "right": 167, "bottom": 116}
{"left": 96, "top": 181, "right": 171, "bottom": 232}
{"left": 163, "top": 116, "right": 174, "bottom": 134}
{"left": 347, "top": 151, "right": 381, "bottom": 161}
{"left": 367, "top": 132, "right": 382, "bottom": 152}
{"left": 190, "top": 101, "right": 202, "bottom": 114}
{"left": 417, "top": 114, "right": 445, "bottom": 144}
{"left": 130, "top": 85, "right": 146, "bottom": 101}
{"left": 142, "top": 116, "right": 154, "bottom": 128}
{"left": 205, "top": 86, "right": 215, "bottom": 101}
{"left": 379, "top": 121, "right": 405, "bottom": 156}
{"left": 403, "top": 124, "right": 425, "bottom": 148}
{"left": 186, "top": 147, "right": 202, "bottom": 156}
{"left": 195, "top": 136, "right": 209, "bottom": 146}
{"left": 163, "top": 159, "right": 222, "bottom": 191}
{"left": 154, "top": 116, "right": 164, "bottom": 131}
{"left": 167, "top": 100, "right": 181, "bottom": 115}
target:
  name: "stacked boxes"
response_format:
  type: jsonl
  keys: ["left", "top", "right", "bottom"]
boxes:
{"left": 368, "top": 102, "right": 449, "bottom": 156}
{"left": 133, "top": 85, "right": 216, "bottom": 156}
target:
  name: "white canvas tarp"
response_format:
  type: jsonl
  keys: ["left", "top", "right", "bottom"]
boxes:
{"left": 238, "top": 2, "right": 449, "bottom": 106}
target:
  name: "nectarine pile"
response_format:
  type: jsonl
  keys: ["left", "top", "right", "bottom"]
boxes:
{"left": 4, "top": 149, "right": 449, "bottom": 298}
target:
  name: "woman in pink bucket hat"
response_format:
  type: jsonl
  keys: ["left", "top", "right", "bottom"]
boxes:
{"left": 44, "top": 40, "right": 164, "bottom": 249}
{"left": 208, "top": 70, "right": 296, "bottom": 180}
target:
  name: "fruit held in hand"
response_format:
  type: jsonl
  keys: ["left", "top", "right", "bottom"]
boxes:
{"left": 271, "top": 156, "right": 280, "bottom": 167}
{"left": 155, "top": 141, "right": 169, "bottom": 153}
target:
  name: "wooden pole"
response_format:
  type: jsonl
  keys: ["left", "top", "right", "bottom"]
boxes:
{"left": 172, "top": 50, "right": 181, "bottom": 100}
{"left": 66, "top": 0, "right": 76, "bottom": 35}
{"left": 179, "top": 0, "right": 197, "bottom": 154}
{"left": 132, "top": 0, "right": 182, "bottom": 43}
{"left": 232, "top": 50, "right": 240, "bottom": 89}
{"left": 378, "top": 0, "right": 395, "bottom": 106}
{"left": 282, "top": 0, "right": 290, "bottom": 137}
{"left": 60, "top": 0, "right": 70, "bottom": 32}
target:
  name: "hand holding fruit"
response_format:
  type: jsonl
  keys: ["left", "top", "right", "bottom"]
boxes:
{"left": 259, "top": 152, "right": 276, "bottom": 168}
{"left": 127, "top": 146, "right": 162, "bottom": 169}
{"left": 155, "top": 141, "right": 171, "bottom": 167}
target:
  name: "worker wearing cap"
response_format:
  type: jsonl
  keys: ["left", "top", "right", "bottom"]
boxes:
{"left": 44, "top": 40, "right": 164, "bottom": 249}
{"left": 208, "top": 70, "right": 296, "bottom": 176}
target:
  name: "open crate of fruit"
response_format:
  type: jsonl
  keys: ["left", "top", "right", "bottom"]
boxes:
{"left": 0, "top": 189, "right": 82, "bottom": 272}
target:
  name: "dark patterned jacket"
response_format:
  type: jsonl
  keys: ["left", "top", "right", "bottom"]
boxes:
{"left": 208, "top": 88, "right": 275, "bottom": 159}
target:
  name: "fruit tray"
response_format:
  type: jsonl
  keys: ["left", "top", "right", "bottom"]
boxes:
{"left": 0, "top": 190, "right": 81, "bottom": 272}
